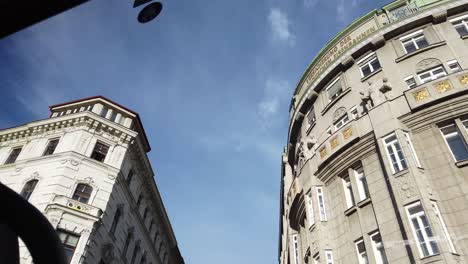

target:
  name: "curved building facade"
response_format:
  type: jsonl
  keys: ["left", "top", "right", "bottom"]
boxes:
{"left": 279, "top": 1, "right": 468, "bottom": 263}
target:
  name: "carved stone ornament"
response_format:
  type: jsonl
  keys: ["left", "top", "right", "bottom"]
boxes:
{"left": 458, "top": 75, "right": 468, "bottom": 85}
{"left": 435, "top": 80, "right": 452, "bottom": 93}
{"left": 413, "top": 88, "right": 429, "bottom": 102}
{"left": 342, "top": 127, "right": 353, "bottom": 140}
{"left": 330, "top": 137, "right": 339, "bottom": 150}
{"left": 396, "top": 175, "right": 415, "bottom": 199}
{"left": 332, "top": 107, "right": 347, "bottom": 122}
{"left": 319, "top": 147, "right": 327, "bottom": 159}
{"left": 416, "top": 58, "right": 443, "bottom": 73}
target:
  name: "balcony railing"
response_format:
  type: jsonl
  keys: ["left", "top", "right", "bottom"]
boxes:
{"left": 387, "top": 2, "right": 420, "bottom": 22}
{"left": 52, "top": 195, "right": 103, "bottom": 218}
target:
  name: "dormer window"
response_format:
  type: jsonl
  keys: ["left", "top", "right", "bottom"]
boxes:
{"left": 326, "top": 77, "right": 343, "bottom": 102}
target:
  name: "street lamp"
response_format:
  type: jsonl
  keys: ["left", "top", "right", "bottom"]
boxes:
{"left": 133, "top": 0, "right": 163, "bottom": 23}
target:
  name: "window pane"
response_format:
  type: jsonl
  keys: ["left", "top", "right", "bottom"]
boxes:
{"left": 361, "top": 65, "right": 372, "bottom": 77}
{"left": 455, "top": 24, "right": 468, "bottom": 36}
{"left": 371, "top": 58, "right": 381, "bottom": 71}
{"left": 5, "top": 148, "right": 22, "bottom": 164}
{"left": 404, "top": 42, "right": 416, "bottom": 53}
{"left": 416, "top": 37, "right": 429, "bottom": 49}
{"left": 328, "top": 79, "right": 343, "bottom": 100}
{"left": 441, "top": 125, "right": 468, "bottom": 161}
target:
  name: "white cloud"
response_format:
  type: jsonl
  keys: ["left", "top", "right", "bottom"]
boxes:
{"left": 336, "top": 0, "right": 346, "bottom": 22}
{"left": 268, "top": 8, "right": 296, "bottom": 46}
{"left": 257, "top": 78, "right": 290, "bottom": 129}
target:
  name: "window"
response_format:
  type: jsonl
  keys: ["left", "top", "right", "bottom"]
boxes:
{"left": 110, "top": 111, "right": 118, "bottom": 122}
{"left": 370, "top": 231, "right": 388, "bottom": 264}
{"left": 126, "top": 169, "right": 134, "bottom": 185}
{"left": 326, "top": 127, "right": 332, "bottom": 136}
{"left": 451, "top": 15, "right": 468, "bottom": 37}
{"left": 307, "top": 107, "right": 316, "bottom": 127}
{"left": 353, "top": 166, "right": 369, "bottom": 201}
{"left": 4, "top": 147, "right": 22, "bottom": 165}
{"left": 100, "top": 107, "right": 108, "bottom": 117}
{"left": 406, "top": 202, "right": 439, "bottom": 257}
{"left": 20, "top": 180, "right": 38, "bottom": 200}
{"left": 306, "top": 191, "right": 315, "bottom": 227}
{"left": 316, "top": 187, "right": 327, "bottom": 221}
{"left": 326, "top": 77, "right": 343, "bottom": 102}
{"left": 292, "top": 235, "right": 300, "bottom": 264}
{"left": 418, "top": 66, "right": 447, "bottom": 84}
{"left": 334, "top": 114, "right": 350, "bottom": 130}
{"left": 122, "top": 231, "right": 133, "bottom": 257}
{"left": 350, "top": 107, "right": 358, "bottom": 120}
{"left": 58, "top": 230, "right": 80, "bottom": 263}
{"left": 313, "top": 254, "right": 320, "bottom": 264}
{"left": 358, "top": 53, "right": 381, "bottom": 78}
{"left": 72, "top": 183, "right": 93, "bottom": 203}
{"left": 440, "top": 123, "right": 468, "bottom": 161}
{"left": 383, "top": 133, "right": 407, "bottom": 174}
{"left": 90, "top": 142, "right": 109, "bottom": 162}
{"left": 403, "top": 132, "right": 422, "bottom": 168}
{"left": 447, "top": 60, "right": 462, "bottom": 73}
{"left": 355, "top": 239, "right": 369, "bottom": 264}
{"left": 404, "top": 76, "right": 417, "bottom": 89}
{"left": 431, "top": 201, "right": 456, "bottom": 253}
{"left": 130, "top": 241, "right": 140, "bottom": 264}
{"left": 400, "top": 30, "right": 429, "bottom": 54}
{"left": 43, "top": 139, "right": 59, "bottom": 156}
{"left": 342, "top": 176, "right": 355, "bottom": 209}
{"left": 325, "top": 250, "right": 334, "bottom": 264}
{"left": 110, "top": 207, "right": 122, "bottom": 235}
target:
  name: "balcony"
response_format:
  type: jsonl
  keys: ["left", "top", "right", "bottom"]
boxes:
{"left": 404, "top": 71, "right": 468, "bottom": 110}
{"left": 387, "top": 2, "right": 419, "bottom": 22}
{"left": 51, "top": 195, "right": 103, "bottom": 218}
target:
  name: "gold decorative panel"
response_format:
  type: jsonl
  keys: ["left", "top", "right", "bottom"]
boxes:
{"left": 412, "top": 88, "right": 429, "bottom": 102}
{"left": 343, "top": 127, "right": 353, "bottom": 139}
{"left": 319, "top": 147, "right": 327, "bottom": 159}
{"left": 435, "top": 80, "right": 452, "bottom": 93}
{"left": 330, "top": 137, "right": 339, "bottom": 150}
{"left": 459, "top": 75, "right": 468, "bottom": 85}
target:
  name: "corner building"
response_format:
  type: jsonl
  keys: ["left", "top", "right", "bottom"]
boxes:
{"left": 279, "top": 1, "right": 468, "bottom": 263}
{"left": 0, "top": 96, "right": 184, "bottom": 264}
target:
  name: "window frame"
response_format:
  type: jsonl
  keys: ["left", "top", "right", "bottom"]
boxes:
{"left": 4, "top": 147, "right": 22, "bottom": 165}
{"left": 355, "top": 239, "right": 369, "bottom": 264}
{"left": 20, "top": 179, "right": 39, "bottom": 201}
{"left": 439, "top": 122, "right": 468, "bottom": 162}
{"left": 400, "top": 29, "right": 429, "bottom": 54}
{"left": 358, "top": 52, "right": 382, "bottom": 78}
{"left": 306, "top": 191, "right": 315, "bottom": 228}
{"left": 353, "top": 165, "right": 369, "bottom": 201}
{"left": 405, "top": 201, "right": 439, "bottom": 258}
{"left": 450, "top": 14, "right": 468, "bottom": 37}
{"left": 316, "top": 186, "right": 327, "bottom": 221}
{"left": 350, "top": 106, "right": 358, "bottom": 120}
{"left": 324, "top": 250, "right": 334, "bottom": 264}
{"left": 403, "top": 132, "right": 422, "bottom": 168}
{"left": 447, "top": 59, "right": 462, "bottom": 73}
{"left": 404, "top": 75, "right": 417, "bottom": 89}
{"left": 431, "top": 201, "right": 456, "bottom": 254}
{"left": 57, "top": 229, "right": 80, "bottom": 263}
{"left": 334, "top": 114, "right": 350, "bottom": 130}
{"left": 383, "top": 133, "right": 408, "bottom": 174}
{"left": 306, "top": 106, "right": 316, "bottom": 128}
{"left": 417, "top": 65, "right": 447, "bottom": 84}
{"left": 370, "top": 231, "right": 388, "bottom": 264}
{"left": 72, "top": 183, "right": 93, "bottom": 204}
{"left": 43, "top": 138, "right": 60, "bottom": 156}
{"left": 342, "top": 176, "right": 355, "bottom": 209}
{"left": 325, "top": 77, "right": 344, "bottom": 102}
{"left": 292, "top": 234, "right": 300, "bottom": 264}
{"left": 90, "top": 141, "right": 109, "bottom": 162}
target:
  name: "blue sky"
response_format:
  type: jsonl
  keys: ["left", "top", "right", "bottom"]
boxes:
{"left": 0, "top": 0, "right": 390, "bottom": 263}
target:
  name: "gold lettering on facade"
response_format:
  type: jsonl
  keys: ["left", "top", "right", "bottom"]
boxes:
{"left": 435, "top": 80, "right": 452, "bottom": 93}
{"left": 319, "top": 147, "right": 327, "bottom": 159}
{"left": 330, "top": 137, "right": 339, "bottom": 150}
{"left": 413, "top": 88, "right": 429, "bottom": 102}
{"left": 458, "top": 75, "right": 468, "bottom": 85}
{"left": 343, "top": 127, "right": 353, "bottom": 139}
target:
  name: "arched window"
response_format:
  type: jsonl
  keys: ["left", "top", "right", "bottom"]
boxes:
{"left": 110, "top": 207, "right": 122, "bottom": 235}
{"left": 20, "top": 179, "right": 38, "bottom": 200}
{"left": 72, "top": 183, "right": 93, "bottom": 203}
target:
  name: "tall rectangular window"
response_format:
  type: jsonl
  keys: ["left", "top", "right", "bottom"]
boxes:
{"left": 43, "top": 139, "right": 59, "bottom": 156}
{"left": 342, "top": 176, "right": 355, "bottom": 208}
{"left": 355, "top": 239, "right": 369, "bottom": 264}
{"left": 405, "top": 202, "right": 439, "bottom": 257}
{"left": 90, "top": 142, "right": 109, "bottom": 162}
{"left": 358, "top": 53, "right": 382, "bottom": 78}
{"left": 431, "top": 201, "right": 456, "bottom": 254}
{"left": 58, "top": 230, "right": 80, "bottom": 263}
{"left": 4, "top": 147, "right": 22, "bottom": 165}
{"left": 325, "top": 250, "right": 334, "bottom": 264}
{"left": 403, "top": 132, "right": 422, "bottom": 168}
{"left": 417, "top": 66, "right": 447, "bottom": 84}
{"left": 400, "top": 30, "right": 429, "bottom": 54}
{"left": 370, "top": 231, "right": 388, "bottom": 264}
{"left": 292, "top": 235, "right": 300, "bottom": 264}
{"left": 306, "top": 191, "right": 315, "bottom": 227}
{"left": 307, "top": 107, "right": 316, "bottom": 128}
{"left": 451, "top": 15, "right": 468, "bottom": 37}
{"left": 353, "top": 166, "right": 369, "bottom": 201}
{"left": 440, "top": 123, "right": 468, "bottom": 161}
{"left": 326, "top": 77, "right": 343, "bottom": 102}
{"left": 383, "top": 133, "right": 407, "bottom": 173}
{"left": 20, "top": 180, "right": 39, "bottom": 201}
{"left": 316, "top": 187, "right": 327, "bottom": 221}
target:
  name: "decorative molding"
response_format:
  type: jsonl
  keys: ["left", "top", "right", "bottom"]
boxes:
{"left": 332, "top": 107, "right": 347, "bottom": 122}
{"left": 342, "top": 127, "right": 353, "bottom": 140}
{"left": 319, "top": 147, "right": 327, "bottom": 159}
{"left": 330, "top": 137, "right": 339, "bottom": 150}
{"left": 435, "top": 80, "right": 452, "bottom": 93}
{"left": 416, "top": 58, "right": 442, "bottom": 73}
{"left": 458, "top": 74, "right": 468, "bottom": 85}
{"left": 412, "top": 88, "right": 429, "bottom": 101}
